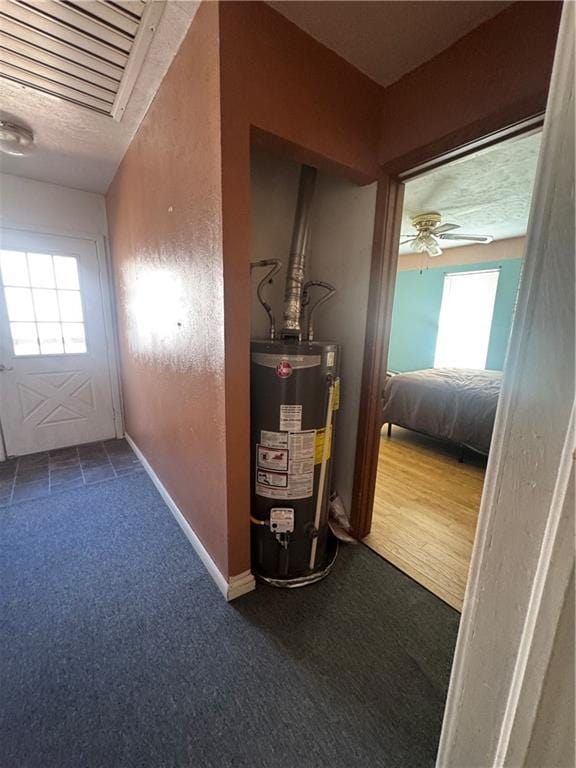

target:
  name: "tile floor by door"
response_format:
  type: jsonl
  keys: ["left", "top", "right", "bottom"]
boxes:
{"left": 0, "top": 439, "right": 144, "bottom": 507}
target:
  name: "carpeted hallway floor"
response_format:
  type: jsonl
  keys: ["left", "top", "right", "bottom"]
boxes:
{"left": 1, "top": 472, "right": 459, "bottom": 768}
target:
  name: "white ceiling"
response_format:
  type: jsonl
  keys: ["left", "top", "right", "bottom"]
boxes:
{"left": 400, "top": 131, "right": 542, "bottom": 253}
{"left": 0, "top": 1, "right": 199, "bottom": 193}
{"left": 268, "top": 1, "right": 512, "bottom": 87}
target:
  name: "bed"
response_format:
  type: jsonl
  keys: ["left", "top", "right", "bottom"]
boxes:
{"left": 382, "top": 368, "right": 502, "bottom": 456}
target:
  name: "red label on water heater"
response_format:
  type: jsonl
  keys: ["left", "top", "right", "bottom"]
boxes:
{"left": 276, "top": 360, "right": 293, "bottom": 379}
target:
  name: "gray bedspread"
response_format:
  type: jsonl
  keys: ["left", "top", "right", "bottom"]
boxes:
{"left": 382, "top": 368, "right": 502, "bottom": 454}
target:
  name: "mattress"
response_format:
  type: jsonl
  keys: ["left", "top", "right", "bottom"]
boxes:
{"left": 382, "top": 368, "right": 502, "bottom": 454}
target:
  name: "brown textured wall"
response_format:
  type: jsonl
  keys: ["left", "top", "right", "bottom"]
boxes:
{"left": 379, "top": 1, "right": 561, "bottom": 168}
{"left": 106, "top": 0, "right": 559, "bottom": 582}
{"left": 217, "top": 1, "right": 559, "bottom": 576}
{"left": 106, "top": 3, "right": 232, "bottom": 576}
{"left": 218, "top": 1, "right": 385, "bottom": 575}
{"left": 220, "top": 2, "right": 384, "bottom": 183}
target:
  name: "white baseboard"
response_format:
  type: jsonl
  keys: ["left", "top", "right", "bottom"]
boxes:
{"left": 227, "top": 570, "right": 258, "bottom": 600}
{"left": 125, "top": 433, "right": 256, "bottom": 602}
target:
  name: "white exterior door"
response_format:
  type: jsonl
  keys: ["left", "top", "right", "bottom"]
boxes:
{"left": 0, "top": 229, "right": 118, "bottom": 456}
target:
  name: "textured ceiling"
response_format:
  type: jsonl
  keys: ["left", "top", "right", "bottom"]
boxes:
{"left": 400, "top": 131, "right": 542, "bottom": 253}
{"left": 1, "top": 0, "right": 514, "bottom": 195}
{"left": 268, "top": 1, "right": 512, "bottom": 87}
{"left": 0, "top": 1, "right": 199, "bottom": 193}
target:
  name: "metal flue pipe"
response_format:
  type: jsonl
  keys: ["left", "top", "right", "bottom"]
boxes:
{"left": 281, "top": 164, "right": 317, "bottom": 338}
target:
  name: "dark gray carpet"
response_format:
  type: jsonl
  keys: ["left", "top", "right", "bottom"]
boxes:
{"left": 0, "top": 473, "right": 459, "bottom": 768}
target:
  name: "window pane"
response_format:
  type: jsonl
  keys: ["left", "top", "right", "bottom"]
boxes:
{"left": 27, "top": 252, "right": 55, "bottom": 288}
{"left": 53, "top": 256, "right": 80, "bottom": 289}
{"left": 10, "top": 322, "right": 39, "bottom": 356}
{"left": 37, "top": 322, "right": 64, "bottom": 354}
{"left": 58, "top": 290, "right": 83, "bottom": 322}
{"left": 62, "top": 322, "right": 86, "bottom": 353}
{"left": 5, "top": 287, "right": 35, "bottom": 321}
{"left": 32, "top": 288, "right": 60, "bottom": 321}
{"left": 434, "top": 270, "right": 500, "bottom": 370}
{"left": 1, "top": 250, "right": 29, "bottom": 287}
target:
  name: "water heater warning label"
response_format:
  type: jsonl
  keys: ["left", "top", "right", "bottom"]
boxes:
{"left": 260, "top": 431, "right": 288, "bottom": 450}
{"left": 256, "top": 469, "right": 288, "bottom": 489}
{"left": 314, "top": 426, "right": 332, "bottom": 464}
{"left": 279, "top": 404, "right": 302, "bottom": 432}
{"left": 288, "top": 430, "right": 315, "bottom": 468}
{"left": 256, "top": 429, "right": 315, "bottom": 500}
{"left": 332, "top": 378, "right": 340, "bottom": 411}
{"left": 257, "top": 445, "right": 289, "bottom": 472}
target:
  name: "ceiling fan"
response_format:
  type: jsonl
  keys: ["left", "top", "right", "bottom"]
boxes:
{"left": 400, "top": 212, "right": 494, "bottom": 257}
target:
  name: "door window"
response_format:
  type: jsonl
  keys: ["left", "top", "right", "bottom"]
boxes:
{"left": 0, "top": 250, "right": 87, "bottom": 356}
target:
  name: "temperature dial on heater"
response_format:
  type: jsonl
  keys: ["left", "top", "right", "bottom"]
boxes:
{"left": 269, "top": 508, "right": 295, "bottom": 533}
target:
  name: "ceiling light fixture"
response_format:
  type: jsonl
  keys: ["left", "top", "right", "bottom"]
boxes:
{"left": 400, "top": 212, "right": 494, "bottom": 258}
{"left": 0, "top": 121, "right": 34, "bottom": 156}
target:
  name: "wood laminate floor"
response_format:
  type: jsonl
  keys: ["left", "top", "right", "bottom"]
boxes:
{"left": 363, "top": 426, "right": 487, "bottom": 611}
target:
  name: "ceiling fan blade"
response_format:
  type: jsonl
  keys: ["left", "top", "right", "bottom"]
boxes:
{"left": 438, "top": 233, "right": 494, "bottom": 243}
{"left": 431, "top": 223, "right": 459, "bottom": 235}
{"left": 399, "top": 238, "right": 415, "bottom": 245}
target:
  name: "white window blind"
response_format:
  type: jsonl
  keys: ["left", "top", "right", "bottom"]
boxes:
{"left": 434, "top": 269, "right": 500, "bottom": 370}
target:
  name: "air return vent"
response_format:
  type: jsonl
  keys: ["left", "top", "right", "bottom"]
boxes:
{"left": 0, "top": 0, "right": 164, "bottom": 119}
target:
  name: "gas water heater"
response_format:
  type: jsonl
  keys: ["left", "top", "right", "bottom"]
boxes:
{"left": 250, "top": 165, "right": 340, "bottom": 587}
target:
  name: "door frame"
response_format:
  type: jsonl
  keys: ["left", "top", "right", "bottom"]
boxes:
{"left": 351, "top": 5, "right": 573, "bottom": 766}
{"left": 349, "top": 115, "right": 545, "bottom": 541}
{"left": 0, "top": 225, "right": 124, "bottom": 460}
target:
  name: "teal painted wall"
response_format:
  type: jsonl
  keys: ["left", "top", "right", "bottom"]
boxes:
{"left": 388, "top": 260, "right": 523, "bottom": 372}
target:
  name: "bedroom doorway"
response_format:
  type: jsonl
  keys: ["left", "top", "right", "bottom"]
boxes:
{"left": 363, "top": 130, "right": 542, "bottom": 611}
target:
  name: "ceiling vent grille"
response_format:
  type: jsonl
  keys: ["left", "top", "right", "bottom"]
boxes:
{"left": 0, "top": 0, "right": 164, "bottom": 119}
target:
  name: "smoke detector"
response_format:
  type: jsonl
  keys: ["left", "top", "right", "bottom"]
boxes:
{"left": 0, "top": 121, "right": 34, "bottom": 156}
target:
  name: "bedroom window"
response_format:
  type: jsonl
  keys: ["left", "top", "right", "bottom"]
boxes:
{"left": 434, "top": 269, "right": 500, "bottom": 369}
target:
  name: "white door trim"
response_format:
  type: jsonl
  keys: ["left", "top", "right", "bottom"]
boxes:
{"left": 95, "top": 234, "right": 124, "bottom": 438}
{"left": 0, "top": 225, "right": 124, "bottom": 443}
{"left": 494, "top": 406, "right": 574, "bottom": 765}
{"left": 437, "top": 4, "right": 574, "bottom": 765}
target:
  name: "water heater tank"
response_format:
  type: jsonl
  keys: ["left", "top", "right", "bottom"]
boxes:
{"left": 250, "top": 339, "right": 339, "bottom": 586}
